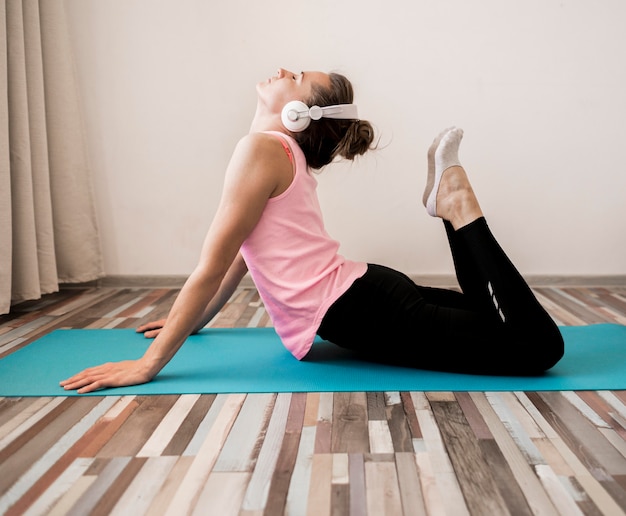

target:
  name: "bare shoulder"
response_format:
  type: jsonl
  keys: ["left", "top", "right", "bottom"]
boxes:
{"left": 229, "top": 133, "right": 293, "bottom": 196}
{"left": 234, "top": 132, "right": 288, "bottom": 157}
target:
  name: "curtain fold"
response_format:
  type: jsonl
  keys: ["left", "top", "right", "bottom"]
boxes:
{"left": 1, "top": 0, "right": 103, "bottom": 314}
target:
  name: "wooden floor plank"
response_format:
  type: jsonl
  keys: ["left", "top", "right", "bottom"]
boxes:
{"left": 1, "top": 397, "right": 96, "bottom": 500}
{"left": 456, "top": 393, "right": 538, "bottom": 514}
{"left": 577, "top": 391, "right": 626, "bottom": 442}
{"left": 213, "top": 393, "right": 275, "bottom": 472}
{"left": 539, "top": 392, "right": 626, "bottom": 477}
{"left": 535, "top": 463, "right": 586, "bottom": 516}
{"left": 413, "top": 447, "right": 448, "bottom": 515}
{"left": 0, "top": 397, "right": 63, "bottom": 445}
{"left": 135, "top": 290, "right": 179, "bottom": 327}
{"left": 241, "top": 393, "right": 291, "bottom": 512}
{"left": 181, "top": 394, "right": 228, "bottom": 456}
{"left": 306, "top": 453, "right": 333, "bottom": 516}
{"left": 385, "top": 397, "right": 414, "bottom": 453}
{"left": 192, "top": 471, "right": 250, "bottom": 516}
{"left": 394, "top": 451, "right": 428, "bottom": 516}
{"left": 285, "top": 425, "right": 316, "bottom": 514}
{"left": 137, "top": 394, "right": 201, "bottom": 457}
{"left": 430, "top": 398, "right": 510, "bottom": 515}
{"left": 263, "top": 392, "right": 306, "bottom": 515}
{"left": 4, "top": 397, "right": 120, "bottom": 515}
{"left": 314, "top": 392, "right": 333, "bottom": 454}
{"left": 486, "top": 392, "right": 546, "bottom": 466}
{"left": 470, "top": 392, "right": 559, "bottom": 515}
{"left": 90, "top": 456, "right": 148, "bottom": 516}
{"left": 47, "top": 474, "right": 97, "bottom": 516}
{"left": 304, "top": 392, "right": 320, "bottom": 427}
{"left": 65, "top": 457, "right": 132, "bottom": 516}
{"left": 161, "top": 394, "right": 216, "bottom": 456}
{"left": 332, "top": 392, "right": 369, "bottom": 454}
{"left": 78, "top": 397, "right": 140, "bottom": 458}
{"left": 348, "top": 453, "right": 367, "bottom": 516}
{"left": 365, "top": 460, "right": 403, "bottom": 515}
{"left": 144, "top": 456, "right": 194, "bottom": 516}
{"left": 525, "top": 392, "right": 625, "bottom": 515}
{"left": 411, "top": 392, "right": 470, "bottom": 515}
{"left": 164, "top": 393, "right": 246, "bottom": 514}
{"left": 23, "top": 457, "right": 94, "bottom": 516}
{"left": 109, "top": 456, "right": 178, "bottom": 516}
{"left": 536, "top": 392, "right": 626, "bottom": 511}
{"left": 97, "top": 395, "right": 180, "bottom": 458}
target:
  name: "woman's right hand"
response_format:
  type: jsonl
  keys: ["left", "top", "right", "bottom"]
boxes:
{"left": 60, "top": 359, "right": 155, "bottom": 394}
{"left": 136, "top": 319, "right": 166, "bottom": 338}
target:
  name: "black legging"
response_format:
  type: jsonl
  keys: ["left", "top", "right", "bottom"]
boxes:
{"left": 317, "top": 217, "right": 564, "bottom": 375}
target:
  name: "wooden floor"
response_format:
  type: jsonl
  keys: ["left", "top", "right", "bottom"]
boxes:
{"left": 1, "top": 285, "right": 626, "bottom": 515}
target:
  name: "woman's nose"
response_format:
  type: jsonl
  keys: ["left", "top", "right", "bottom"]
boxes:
{"left": 277, "top": 68, "right": 294, "bottom": 79}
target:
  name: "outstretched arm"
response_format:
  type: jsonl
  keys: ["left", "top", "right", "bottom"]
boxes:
{"left": 60, "top": 133, "right": 291, "bottom": 393}
{"left": 137, "top": 252, "right": 248, "bottom": 338}
{"left": 191, "top": 252, "right": 249, "bottom": 332}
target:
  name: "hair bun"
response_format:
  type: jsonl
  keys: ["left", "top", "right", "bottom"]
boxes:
{"left": 339, "top": 120, "right": 375, "bottom": 160}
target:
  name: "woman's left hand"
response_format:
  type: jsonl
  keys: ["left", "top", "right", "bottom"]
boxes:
{"left": 136, "top": 319, "right": 166, "bottom": 338}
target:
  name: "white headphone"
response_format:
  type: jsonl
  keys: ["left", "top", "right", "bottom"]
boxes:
{"left": 281, "top": 100, "right": 359, "bottom": 133}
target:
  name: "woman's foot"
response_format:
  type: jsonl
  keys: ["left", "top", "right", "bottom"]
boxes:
{"left": 423, "top": 126, "right": 454, "bottom": 208}
{"left": 423, "top": 127, "right": 483, "bottom": 230}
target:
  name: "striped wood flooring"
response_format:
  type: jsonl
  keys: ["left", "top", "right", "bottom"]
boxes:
{"left": 1, "top": 285, "right": 626, "bottom": 515}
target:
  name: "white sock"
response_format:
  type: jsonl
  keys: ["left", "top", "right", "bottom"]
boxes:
{"left": 424, "top": 127, "right": 464, "bottom": 217}
{"left": 423, "top": 127, "right": 454, "bottom": 207}
{"left": 435, "top": 128, "right": 463, "bottom": 175}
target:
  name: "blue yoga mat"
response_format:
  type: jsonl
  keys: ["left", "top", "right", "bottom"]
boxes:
{"left": 0, "top": 324, "right": 625, "bottom": 396}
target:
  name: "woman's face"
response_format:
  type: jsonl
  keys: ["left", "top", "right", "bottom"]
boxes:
{"left": 257, "top": 68, "right": 331, "bottom": 114}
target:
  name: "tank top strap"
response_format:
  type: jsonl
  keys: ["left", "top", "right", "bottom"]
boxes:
{"left": 264, "top": 131, "right": 294, "bottom": 165}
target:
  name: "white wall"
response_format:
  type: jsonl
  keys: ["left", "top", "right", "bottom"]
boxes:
{"left": 65, "top": 0, "right": 626, "bottom": 278}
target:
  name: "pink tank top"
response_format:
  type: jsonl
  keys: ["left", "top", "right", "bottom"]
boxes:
{"left": 240, "top": 132, "right": 367, "bottom": 359}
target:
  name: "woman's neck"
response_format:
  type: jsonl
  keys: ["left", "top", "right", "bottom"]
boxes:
{"left": 249, "top": 117, "right": 284, "bottom": 134}
{"left": 249, "top": 105, "right": 286, "bottom": 134}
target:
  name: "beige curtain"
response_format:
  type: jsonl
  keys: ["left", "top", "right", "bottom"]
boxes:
{"left": 1, "top": 0, "right": 103, "bottom": 315}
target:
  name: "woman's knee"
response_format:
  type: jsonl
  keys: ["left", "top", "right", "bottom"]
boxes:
{"left": 538, "top": 332, "right": 565, "bottom": 372}
{"left": 517, "top": 327, "right": 565, "bottom": 374}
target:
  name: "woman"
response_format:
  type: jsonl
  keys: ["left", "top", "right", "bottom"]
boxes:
{"left": 61, "top": 68, "right": 564, "bottom": 393}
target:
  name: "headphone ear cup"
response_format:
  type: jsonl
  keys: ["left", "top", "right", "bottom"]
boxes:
{"left": 281, "top": 100, "right": 311, "bottom": 132}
